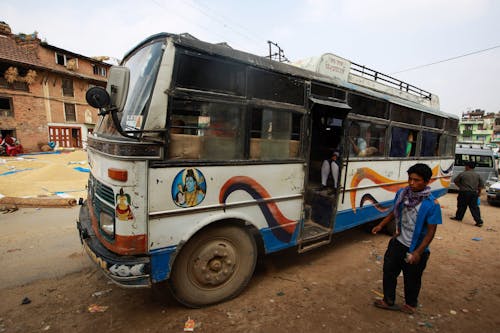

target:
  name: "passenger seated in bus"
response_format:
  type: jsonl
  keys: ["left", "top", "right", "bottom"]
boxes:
{"left": 349, "top": 123, "right": 379, "bottom": 157}
{"left": 320, "top": 151, "right": 340, "bottom": 190}
{"left": 348, "top": 124, "right": 367, "bottom": 156}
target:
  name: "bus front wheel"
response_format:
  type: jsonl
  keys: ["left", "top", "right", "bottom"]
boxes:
{"left": 169, "top": 225, "right": 257, "bottom": 308}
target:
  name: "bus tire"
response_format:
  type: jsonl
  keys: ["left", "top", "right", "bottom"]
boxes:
{"left": 384, "top": 217, "right": 397, "bottom": 236}
{"left": 169, "top": 225, "right": 257, "bottom": 308}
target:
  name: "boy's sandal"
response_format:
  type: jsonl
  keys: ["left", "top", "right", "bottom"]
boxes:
{"left": 400, "top": 304, "right": 416, "bottom": 314}
{"left": 373, "top": 299, "right": 400, "bottom": 311}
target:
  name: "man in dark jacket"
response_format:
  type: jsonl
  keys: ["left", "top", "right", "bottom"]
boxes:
{"left": 450, "top": 161, "right": 484, "bottom": 227}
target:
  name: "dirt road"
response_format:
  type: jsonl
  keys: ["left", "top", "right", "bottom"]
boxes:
{"left": 0, "top": 207, "right": 90, "bottom": 288}
{"left": 0, "top": 193, "right": 499, "bottom": 332}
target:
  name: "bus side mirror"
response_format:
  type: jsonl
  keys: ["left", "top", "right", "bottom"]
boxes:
{"left": 106, "top": 66, "right": 130, "bottom": 112}
{"left": 86, "top": 86, "right": 110, "bottom": 109}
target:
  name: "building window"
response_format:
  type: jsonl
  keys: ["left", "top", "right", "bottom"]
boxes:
{"left": 56, "top": 52, "right": 66, "bottom": 65}
{"left": 0, "top": 97, "right": 14, "bottom": 117}
{"left": 0, "top": 77, "right": 28, "bottom": 91}
{"left": 64, "top": 103, "right": 76, "bottom": 122}
{"left": 55, "top": 52, "right": 77, "bottom": 70}
{"left": 93, "top": 65, "right": 107, "bottom": 77}
{"left": 62, "top": 78, "right": 74, "bottom": 97}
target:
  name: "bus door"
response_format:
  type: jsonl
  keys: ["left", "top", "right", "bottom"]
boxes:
{"left": 298, "top": 98, "right": 351, "bottom": 253}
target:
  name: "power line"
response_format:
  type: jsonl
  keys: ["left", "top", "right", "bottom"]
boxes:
{"left": 391, "top": 43, "right": 500, "bottom": 75}
{"left": 150, "top": 0, "right": 267, "bottom": 52}
{"left": 148, "top": 0, "right": 236, "bottom": 45}
{"left": 187, "top": 0, "right": 265, "bottom": 48}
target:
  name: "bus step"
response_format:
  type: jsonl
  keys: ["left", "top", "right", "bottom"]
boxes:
{"left": 298, "top": 222, "right": 332, "bottom": 253}
{"left": 301, "top": 223, "right": 329, "bottom": 241}
{"left": 298, "top": 239, "right": 331, "bottom": 253}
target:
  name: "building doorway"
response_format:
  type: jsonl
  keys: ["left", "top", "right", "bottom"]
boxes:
{"left": 49, "top": 126, "right": 82, "bottom": 148}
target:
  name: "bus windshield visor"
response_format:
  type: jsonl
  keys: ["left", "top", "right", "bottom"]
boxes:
{"left": 95, "top": 41, "right": 164, "bottom": 137}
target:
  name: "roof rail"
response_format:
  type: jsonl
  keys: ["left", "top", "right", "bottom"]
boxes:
{"left": 350, "top": 62, "right": 432, "bottom": 101}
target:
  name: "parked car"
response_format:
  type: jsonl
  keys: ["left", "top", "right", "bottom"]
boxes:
{"left": 487, "top": 180, "right": 500, "bottom": 206}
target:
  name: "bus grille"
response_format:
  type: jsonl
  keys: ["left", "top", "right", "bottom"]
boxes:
{"left": 88, "top": 174, "right": 115, "bottom": 238}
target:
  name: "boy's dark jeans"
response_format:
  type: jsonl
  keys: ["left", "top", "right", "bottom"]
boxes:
{"left": 383, "top": 238, "right": 429, "bottom": 307}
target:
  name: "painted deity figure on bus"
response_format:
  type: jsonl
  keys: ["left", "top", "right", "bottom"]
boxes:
{"left": 116, "top": 188, "right": 134, "bottom": 220}
{"left": 172, "top": 168, "right": 207, "bottom": 208}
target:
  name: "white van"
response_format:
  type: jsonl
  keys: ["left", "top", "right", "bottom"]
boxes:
{"left": 449, "top": 145, "right": 499, "bottom": 191}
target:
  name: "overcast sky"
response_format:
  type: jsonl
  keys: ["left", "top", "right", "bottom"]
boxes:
{"left": 3, "top": 0, "right": 500, "bottom": 117}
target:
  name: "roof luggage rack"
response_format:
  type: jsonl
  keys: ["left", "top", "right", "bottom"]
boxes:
{"left": 350, "top": 62, "right": 432, "bottom": 101}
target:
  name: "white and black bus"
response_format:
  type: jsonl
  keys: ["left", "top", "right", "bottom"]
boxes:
{"left": 78, "top": 33, "right": 458, "bottom": 307}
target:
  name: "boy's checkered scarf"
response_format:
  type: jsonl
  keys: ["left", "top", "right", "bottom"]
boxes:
{"left": 393, "top": 186, "right": 431, "bottom": 221}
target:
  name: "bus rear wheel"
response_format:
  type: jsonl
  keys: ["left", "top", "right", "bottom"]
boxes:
{"left": 169, "top": 225, "right": 257, "bottom": 308}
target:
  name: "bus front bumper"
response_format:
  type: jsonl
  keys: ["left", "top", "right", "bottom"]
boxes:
{"left": 77, "top": 202, "right": 151, "bottom": 288}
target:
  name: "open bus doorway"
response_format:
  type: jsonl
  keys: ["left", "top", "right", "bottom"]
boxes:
{"left": 300, "top": 101, "right": 349, "bottom": 251}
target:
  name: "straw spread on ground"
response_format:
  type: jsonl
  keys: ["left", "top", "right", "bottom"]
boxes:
{"left": 0, "top": 150, "right": 89, "bottom": 203}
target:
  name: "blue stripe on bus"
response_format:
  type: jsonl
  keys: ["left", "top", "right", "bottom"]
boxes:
{"left": 220, "top": 179, "right": 296, "bottom": 243}
{"left": 150, "top": 245, "right": 177, "bottom": 282}
{"left": 260, "top": 224, "right": 300, "bottom": 253}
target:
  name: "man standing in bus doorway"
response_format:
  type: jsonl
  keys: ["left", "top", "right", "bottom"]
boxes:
{"left": 450, "top": 161, "right": 484, "bottom": 227}
{"left": 320, "top": 151, "right": 340, "bottom": 191}
{"left": 371, "top": 163, "right": 441, "bottom": 314}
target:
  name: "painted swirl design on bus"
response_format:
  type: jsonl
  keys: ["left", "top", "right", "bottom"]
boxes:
{"left": 350, "top": 165, "right": 452, "bottom": 212}
{"left": 359, "top": 193, "right": 392, "bottom": 212}
{"left": 439, "top": 163, "right": 453, "bottom": 187}
{"left": 219, "top": 176, "right": 296, "bottom": 243}
{"left": 350, "top": 168, "right": 405, "bottom": 213}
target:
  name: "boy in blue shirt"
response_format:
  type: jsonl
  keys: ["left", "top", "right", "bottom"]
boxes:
{"left": 372, "top": 163, "right": 442, "bottom": 314}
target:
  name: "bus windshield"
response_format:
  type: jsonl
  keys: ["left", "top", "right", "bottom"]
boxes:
{"left": 96, "top": 41, "right": 165, "bottom": 137}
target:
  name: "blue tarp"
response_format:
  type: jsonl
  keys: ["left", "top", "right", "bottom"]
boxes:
{"left": 73, "top": 167, "right": 90, "bottom": 173}
{"left": 0, "top": 168, "right": 33, "bottom": 176}
{"left": 18, "top": 151, "right": 61, "bottom": 156}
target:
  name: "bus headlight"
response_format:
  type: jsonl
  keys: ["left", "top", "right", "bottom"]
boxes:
{"left": 100, "top": 212, "right": 115, "bottom": 236}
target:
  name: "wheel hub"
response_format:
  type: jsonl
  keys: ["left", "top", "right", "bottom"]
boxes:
{"left": 192, "top": 241, "right": 236, "bottom": 286}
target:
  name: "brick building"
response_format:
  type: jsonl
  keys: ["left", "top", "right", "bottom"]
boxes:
{"left": 0, "top": 21, "right": 111, "bottom": 152}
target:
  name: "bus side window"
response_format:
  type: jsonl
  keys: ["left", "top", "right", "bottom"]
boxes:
{"left": 439, "top": 134, "right": 456, "bottom": 157}
{"left": 167, "top": 99, "right": 244, "bottom": 160}
{"left": 421, "top": 131, "right": 440, "bottom": 156}
{"left": 249, "top": 108, "right": 301, "bottom": 160}
{"left": 390, "top": 127, "right": 417, "bottom": 157}
{"left": 367, "top": 124, "right": 387, "bottom": 156}
{"left": 348, "top": 120, "right": 382, "bottom": 157}
{"left": 200, "top": 104, "right": 244, "bottom": 160}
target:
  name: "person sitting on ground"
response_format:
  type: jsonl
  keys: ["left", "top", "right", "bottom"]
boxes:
{"left": 1, "top": 134, "right": 23, "bottom": 156}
